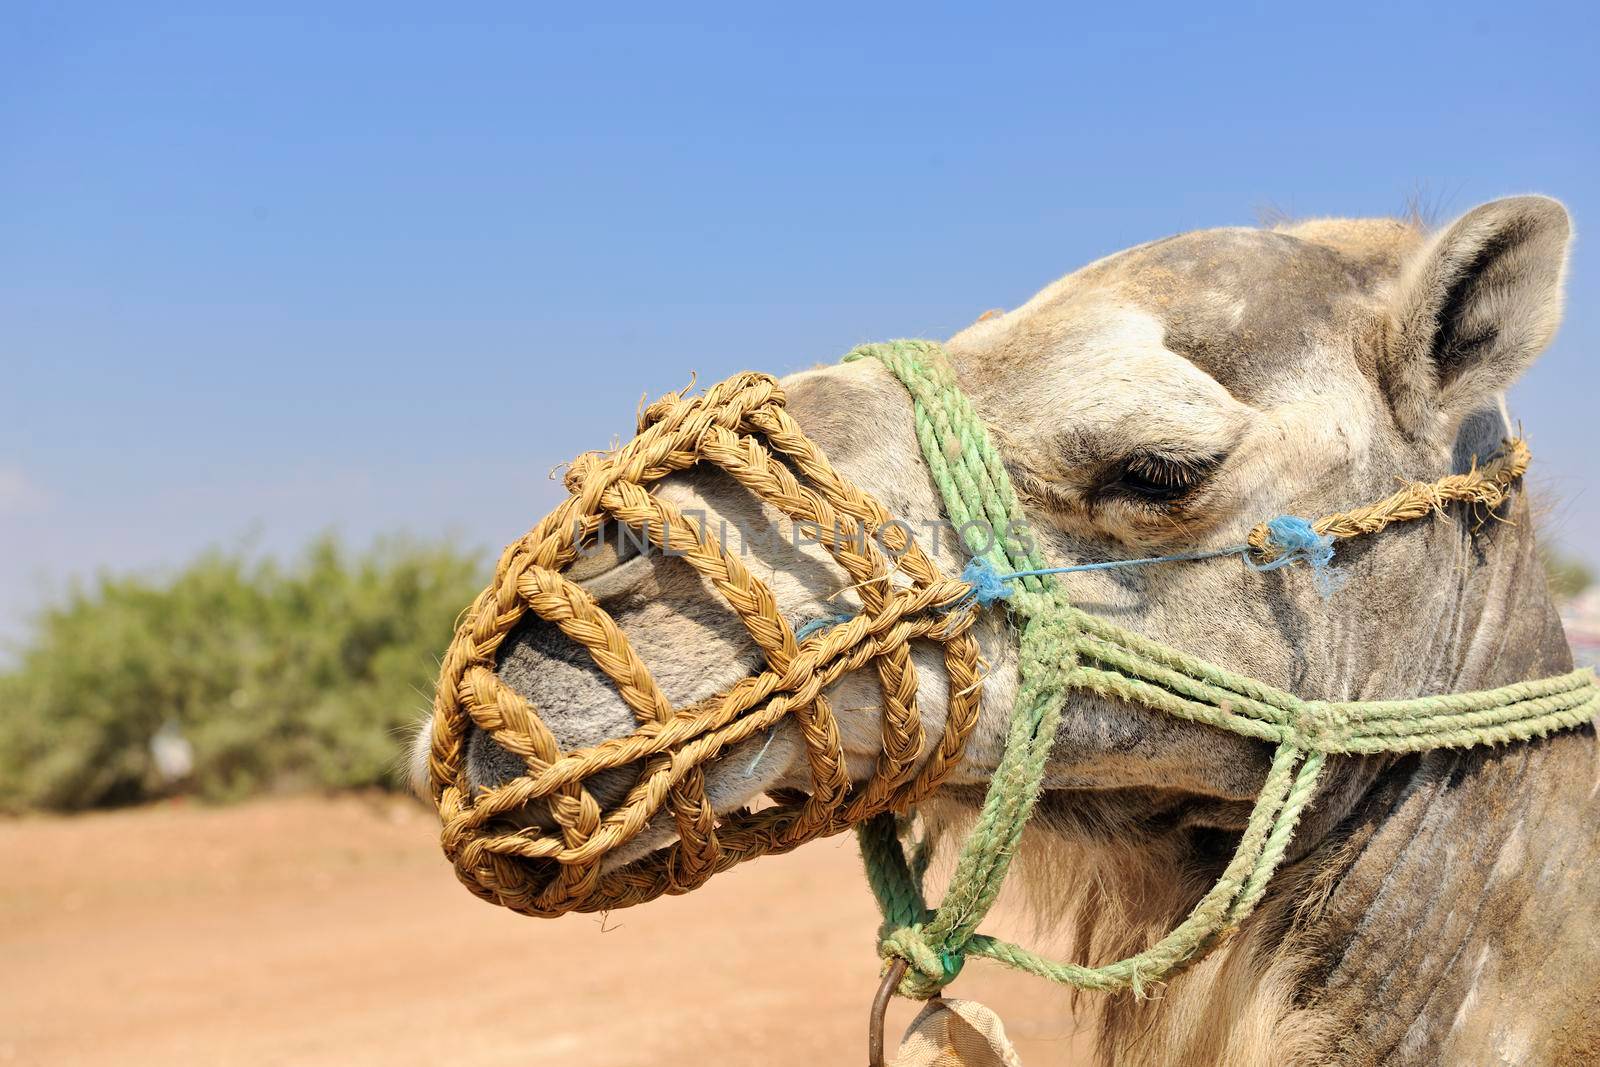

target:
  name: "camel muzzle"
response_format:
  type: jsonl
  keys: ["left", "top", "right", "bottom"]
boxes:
{"left": 424, "top": 368, "right": 984, "bottom": 917}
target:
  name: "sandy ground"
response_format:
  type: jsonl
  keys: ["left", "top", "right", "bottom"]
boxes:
{"left": 0, "top": 794, "right": 1091, "bottom": 1066}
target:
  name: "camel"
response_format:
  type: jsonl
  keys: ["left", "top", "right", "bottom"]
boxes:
{"left": 413, "top": 195, "right": 1598, "bottom": 1065}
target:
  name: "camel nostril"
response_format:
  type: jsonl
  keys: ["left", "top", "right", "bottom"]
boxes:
{"left": 465, "top": 714, "right": 643, "bottom": 813}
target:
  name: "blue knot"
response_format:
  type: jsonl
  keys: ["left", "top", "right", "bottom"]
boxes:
{"left": 1249, "top": 516, "right": 1346, "bottom": 597}
{"left": 961, "top": 557, "right": 1014, "bottom": 606}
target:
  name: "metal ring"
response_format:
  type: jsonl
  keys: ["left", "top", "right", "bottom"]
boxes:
{"left": 867, "top": 959, "right": 907, "bottom": 1067}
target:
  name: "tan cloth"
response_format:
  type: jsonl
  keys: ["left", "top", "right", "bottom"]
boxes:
{"left": 893, "top": 998, "right": 1023, "bottom": 1067}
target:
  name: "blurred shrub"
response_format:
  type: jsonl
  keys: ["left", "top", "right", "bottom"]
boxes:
{"left": 1546, "top": 550, "right": 1595, "bottom": 601}
{"left": 0, "top": 537, "right": 486, "bottom": 812}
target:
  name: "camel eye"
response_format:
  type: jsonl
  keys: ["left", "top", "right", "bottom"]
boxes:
{"left": 1107, "top": 452, "right": 1223, "bottom": 505}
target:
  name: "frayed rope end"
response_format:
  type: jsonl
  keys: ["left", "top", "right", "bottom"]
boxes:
{"left": 1250, "top": 516, "right": 1347, "bottom": 598}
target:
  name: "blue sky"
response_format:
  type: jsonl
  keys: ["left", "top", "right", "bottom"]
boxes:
{"left": 3, "top": 4, "right": 1597, "bottom": 643}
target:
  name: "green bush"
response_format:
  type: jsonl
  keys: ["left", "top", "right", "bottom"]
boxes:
{"left": 0, "top": 536, "right": 486, "bottom": 812}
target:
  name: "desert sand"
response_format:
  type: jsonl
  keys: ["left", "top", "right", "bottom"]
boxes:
{"left": 0, "top": 794, "right": 1091, "bottom": 1065}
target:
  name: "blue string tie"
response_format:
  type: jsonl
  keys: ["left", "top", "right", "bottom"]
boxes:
{"left": 1246, "top": 516, "right": 1346, "bottom": 597}
{"left": 961, "top": 557, "right": 1015, "bottom": 607}
{"left": 794, "top": 612, "right": 856, "bottom": 641}
{"left": 810, "top": 515, "right": 1345, "bottom": 638}
{"left": 966, "top": 514, "right": 1346, "bottom": 601}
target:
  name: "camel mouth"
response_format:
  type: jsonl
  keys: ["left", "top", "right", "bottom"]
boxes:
{"left": 441, "top": 624, "right": 808, "bottom": 872}
{"left": 431, "top": 707, "right": 811, "bottom": 875}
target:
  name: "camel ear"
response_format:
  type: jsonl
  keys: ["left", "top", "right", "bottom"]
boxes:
{"left": 1382, "top": 195, "right": 1571, "bottom": 437}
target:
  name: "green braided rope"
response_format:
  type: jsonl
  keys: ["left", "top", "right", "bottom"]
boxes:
{"left": 843, "top": 341, "right": 1049, "bottom": 592}
{"left": 845, "top": 340, "right": 1600, "bottom": 1000}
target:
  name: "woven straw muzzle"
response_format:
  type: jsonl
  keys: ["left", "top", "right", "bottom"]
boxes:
{"left": 426, "top": 372, "right": 985, "bottom": 917}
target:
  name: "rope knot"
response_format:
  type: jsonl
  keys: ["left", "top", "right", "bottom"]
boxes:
{"left": 1292, "top": 702, "right": 1350, "bottom": 749}
{"left": 961, "top": 557, "right": 1014, "bottom": 606}
{"left": 880, "top": 925, "right": 965, "bottom": 999}
{"left": 1249, "top": 516, "right": 1347, "bottom": 597}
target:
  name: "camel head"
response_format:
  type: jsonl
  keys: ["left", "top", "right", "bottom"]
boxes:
{"left": 410, "top": 196, "right": 1573, "bottom": 885}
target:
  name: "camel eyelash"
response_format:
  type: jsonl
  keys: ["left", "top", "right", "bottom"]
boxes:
{"left": 1101, "top": 451, "right": 1228, "bottom": 506}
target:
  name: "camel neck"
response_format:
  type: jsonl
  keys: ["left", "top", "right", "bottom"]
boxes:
{"left": 1290, "top": 724, "right": 1599, "bottom": 1062}
{"left": 1274, "top": 513, "right": 1594, "bottom": 1063}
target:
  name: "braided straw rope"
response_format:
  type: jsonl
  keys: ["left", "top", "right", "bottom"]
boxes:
{"left": 426, "top": 371, "right": 984, "bottom": 916}
{"left": 1246, "top": 437, "right": 1533, "bottom": 556}
{"left": 849, "top": 341, "right": 1600, "bottom": 1000}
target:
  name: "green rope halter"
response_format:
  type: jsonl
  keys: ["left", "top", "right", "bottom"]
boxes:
{"left": 844, "top": 340, "right": 1600, "bottom": 1000}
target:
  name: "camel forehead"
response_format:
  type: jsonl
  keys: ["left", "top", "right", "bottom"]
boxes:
{"left": 962, "top": 221, "right": 1418, "bottom": 402}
